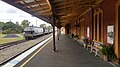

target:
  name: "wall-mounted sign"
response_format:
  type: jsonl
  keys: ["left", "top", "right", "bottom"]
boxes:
{"left": 107, "top": 26, "right": 114, "bottom": 44}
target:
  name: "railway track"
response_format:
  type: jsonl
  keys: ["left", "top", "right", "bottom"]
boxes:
{"left": 0, "top": 39, "right": 27, "bottom": 50}
{"left": 0, "top": 33, "right": 53, "bottom": 65}
{"left": 0, "top": 34, "right": 52, "bottom": 50}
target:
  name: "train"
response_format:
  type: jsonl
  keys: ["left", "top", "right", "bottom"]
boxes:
{"left": 23, "top": 26, "right": 52, "bottom": 39}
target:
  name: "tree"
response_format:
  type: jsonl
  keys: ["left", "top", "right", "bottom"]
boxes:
{"left": 47, "top": 25, "right": 53, "bottom": 30}
{"left": 15, "top": 23, "right": 24, "bottom": 33}
{"left": 3, "top": 22, "right": 16, "bottom": 30}
{"left": 1, "top": 21, "right": 24, "bottom": 34}
{"left": 2, "top": 22, "right": 16, "bottom": 34}
{"left": 16, "top": 22, "right": 19, "bottom": 25}
{"left": 21, "top": 20, "right": 30, "bottom": 28}
{"left": 40, "top": 24, "right": 46, "bottom": 28}
{"left": 0, "top": 22, "right": 5, "bottom": 29}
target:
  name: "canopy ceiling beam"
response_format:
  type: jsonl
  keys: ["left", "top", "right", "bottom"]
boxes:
{"left": 29, "top": 6, "right": 49, "bottom": 11}
{"left": 35, "top": 12, "right": 52, "bottom": 15}
{"left": 32, "top": 8, "right": 50, "bottom": 12}
{"left": 23, "top": 4, "right": 49, "bottom": 9}
{"left": 15, "top": 0, "right": 47, "bottom": 6}
{"left": 53, "top": 0, "right": 96, "bottom": 7}
{"left": 36, "top": 10, "right": 51, "bottom": 13}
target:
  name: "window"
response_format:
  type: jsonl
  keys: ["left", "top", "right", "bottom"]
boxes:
{"left": 107, "top": 26, "right": 114, "bottom": 44}
{"left": 87, "top": 27, "right": 90, "bottom": 38}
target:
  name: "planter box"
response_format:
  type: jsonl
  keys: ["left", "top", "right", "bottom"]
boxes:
{"left": 77, "top": 39, "right": 81, "bottom": 43}
{"left": 112, "top": 59, "right": 119, "bottom": 65}
{"left": 103, "top": 55, "right": 108, "bottom": 62}
{"left": 74, "top": 38, "right": 78, "bottom": 40}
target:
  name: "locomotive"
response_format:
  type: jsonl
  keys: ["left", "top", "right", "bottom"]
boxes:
{"left": 23, "top": 26, "right": 52, "bottom": 39}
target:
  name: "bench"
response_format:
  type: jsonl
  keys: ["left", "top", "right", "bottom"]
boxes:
{"left": 90, "top": 40, "right": 103, "bottom": 56}
{"left": 78, "top": 38, "right": 91, "bottom": 49}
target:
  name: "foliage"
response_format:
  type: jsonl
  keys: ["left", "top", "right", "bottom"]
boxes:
{"left": 82, "top": 36, "right": 87, "bottom": 44}
{"left": 2, "top": 29, "right": 16, "bottom": 34}
{"left": 101, "top": 45, "right": 117, "bottom": 61}
{"left": 119, "top": 58, "right": 120, "bottom": 64}
{"left": 101, "top": 46, "right": 108, "bottom": 55}
{"left": 40, "top": 24, "right": 53, "bottom": 31}
{"left": 3, "top": 22, "right": 15, "bottom": 30}
{"left": 107, "top": 45, "right": 117, "bottom": 61}
{"left": 47, "top": 25, "right": 53, "bottom": 29}
{"left": 71, "top": 33, "right": 74, "bottom": 38}
{"left": 21, "top": 20, "right": 30, "bottom": 28}
{"left": 40, "top": 24, "right": 46, "bottom": 28}
{"left": 0, "top": 22, "right": 5, "bottom": 29}
{"left": 0, "top": 21, "right": 24, "bottom": 34}
{"left": 74, "top": 35, "right": 78, "bottom": 38}
{"left": 15, "top": 25, "right": 24, "bottom": 33}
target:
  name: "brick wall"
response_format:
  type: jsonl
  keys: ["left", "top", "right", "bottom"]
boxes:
{"left": 98, "top": 0, "right": 117, "bottom": 45}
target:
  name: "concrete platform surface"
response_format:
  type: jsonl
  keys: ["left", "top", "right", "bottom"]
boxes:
{"left": 15, "top": 34, "right": 114, "bottom": 67}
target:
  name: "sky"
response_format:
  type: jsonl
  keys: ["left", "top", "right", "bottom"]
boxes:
{"left": 0, "top": 0, "right": 50, "bottom": 26}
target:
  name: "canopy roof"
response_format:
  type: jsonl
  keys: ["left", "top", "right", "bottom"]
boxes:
{"left": 2, "top": 0, "right": 103, "bottom": 27}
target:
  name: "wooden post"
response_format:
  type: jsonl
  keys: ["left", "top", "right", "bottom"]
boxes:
{"left": 75, "top": 22, "right": 77, "bottom": 35}
{"left": 52, "top": 16, "right": 56, "bottom": 52}
{"left": 91, "top": 7, "right": 94, "bottom": 40}
{"left": 115, "top": 3, "right": 120, "bottom": 59}
{"left": 57, "top": 28, "right": 59, "bottom": 40}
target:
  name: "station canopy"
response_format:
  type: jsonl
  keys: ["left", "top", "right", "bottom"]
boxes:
{"left": 2, "top": 0, "right": 102, "bottom": 28}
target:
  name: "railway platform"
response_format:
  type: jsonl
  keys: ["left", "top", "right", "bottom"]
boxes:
{"left": 12, "top": 34, "right": 117, "bottom": 67}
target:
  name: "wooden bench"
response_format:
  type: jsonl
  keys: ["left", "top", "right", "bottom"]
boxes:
{"left": 90, "top": 40, "right": 103, "bottom": 56}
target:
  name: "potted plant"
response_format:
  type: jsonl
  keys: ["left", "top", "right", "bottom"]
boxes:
{"left": 70, "top": 33, "right": 74, "bottom": 38}
{"left": 101, "top": 46, "right": 108, "bottom": 62}
{"left": 101, "top": 45, "right": 117, "bottom": 62}
{"left": 74, "top": 35, "right": 79, "bottom": 40}
{"left": 107, "top": 45, "right": 117, "bottom": 64}
{"left": 119, "top": 58, "right": 120, "bottom": 64}
{"left": 81, "top": 36, "right": 87, "bottom": 48}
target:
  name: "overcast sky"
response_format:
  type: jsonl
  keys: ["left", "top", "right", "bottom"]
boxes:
{"left": 0, "top": 0, "right": 49, "bottom": 26}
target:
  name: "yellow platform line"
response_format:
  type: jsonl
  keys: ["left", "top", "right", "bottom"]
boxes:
{"left": 20, "top": 38, "right": 52, "bottom": 67}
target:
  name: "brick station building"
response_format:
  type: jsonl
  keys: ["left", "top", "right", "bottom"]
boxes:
{"left": 65, "top": 0, "right": 120, "bottom": 60}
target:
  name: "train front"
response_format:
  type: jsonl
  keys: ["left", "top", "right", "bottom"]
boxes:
{"left": 23, "top": 26, "right": 34, "bottom": 39}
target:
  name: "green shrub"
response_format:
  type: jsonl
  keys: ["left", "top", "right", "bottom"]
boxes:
{"left": 74, "top": 35, "right": 78, "bottom": 38}
{"left": 101, "top": 45, "right": 117, "bottom": 61}
{"left": 108, "top": 45, "right": 117, "bottom": 61}
{"left": 101, "top": 46, "right": 108, "bottom": 55}
{"left": 82, "top": 36, "right": 87, "bottom": 44}
{"left": 119, "top": 58, "right": 120, "bottom": 64}
{"left": 2, "top": 29, "right": 16, "bottom": 34}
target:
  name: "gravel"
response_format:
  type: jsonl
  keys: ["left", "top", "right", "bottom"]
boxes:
{"left": 0, "top": 34, "right": 52, "bottom": 64}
